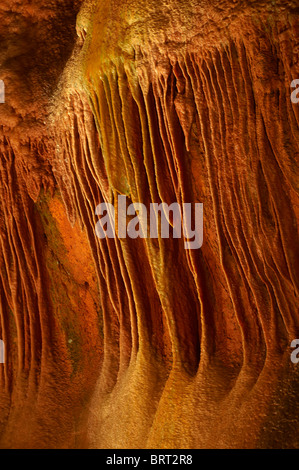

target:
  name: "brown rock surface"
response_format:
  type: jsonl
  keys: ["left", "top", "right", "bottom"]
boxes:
{"left": 0, "top": 0, "right": 298, "bottom": 448}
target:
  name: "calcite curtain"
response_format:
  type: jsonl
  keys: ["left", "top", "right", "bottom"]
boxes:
{"left": 0, "top": 0, "right": 298, "bottom": 449}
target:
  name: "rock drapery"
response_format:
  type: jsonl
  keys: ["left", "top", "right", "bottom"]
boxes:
{"left": 0, "top": 0, "right": 298, "bottom": 448}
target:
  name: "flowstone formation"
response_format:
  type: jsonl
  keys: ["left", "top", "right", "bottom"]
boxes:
{"left": 0, "top": 0, "right": 298, "bottom": 448}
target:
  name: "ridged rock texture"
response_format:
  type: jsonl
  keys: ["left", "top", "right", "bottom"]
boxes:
{"left": 0, "top": 0, "right": 298, "bottom": 448}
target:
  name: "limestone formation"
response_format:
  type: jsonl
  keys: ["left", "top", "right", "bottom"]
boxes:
{"left": 0, "top": 0, "right": 298, "bottom": 448}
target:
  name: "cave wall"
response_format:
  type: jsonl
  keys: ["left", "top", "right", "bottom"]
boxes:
{"left": 0, "top": 0, "right": 298, "bottom": 448}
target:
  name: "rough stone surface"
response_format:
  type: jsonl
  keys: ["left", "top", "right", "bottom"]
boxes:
{"left": 0, "top": 0, "right": 298, "bottom": 448}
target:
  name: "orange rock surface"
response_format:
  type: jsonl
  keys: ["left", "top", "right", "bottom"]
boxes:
{"left": 0, "top": 0, "right": 298, "bottom": 448}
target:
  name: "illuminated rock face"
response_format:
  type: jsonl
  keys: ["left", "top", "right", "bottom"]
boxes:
{"left": 0, "top": 0, "right": 298, "bottom": 448}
